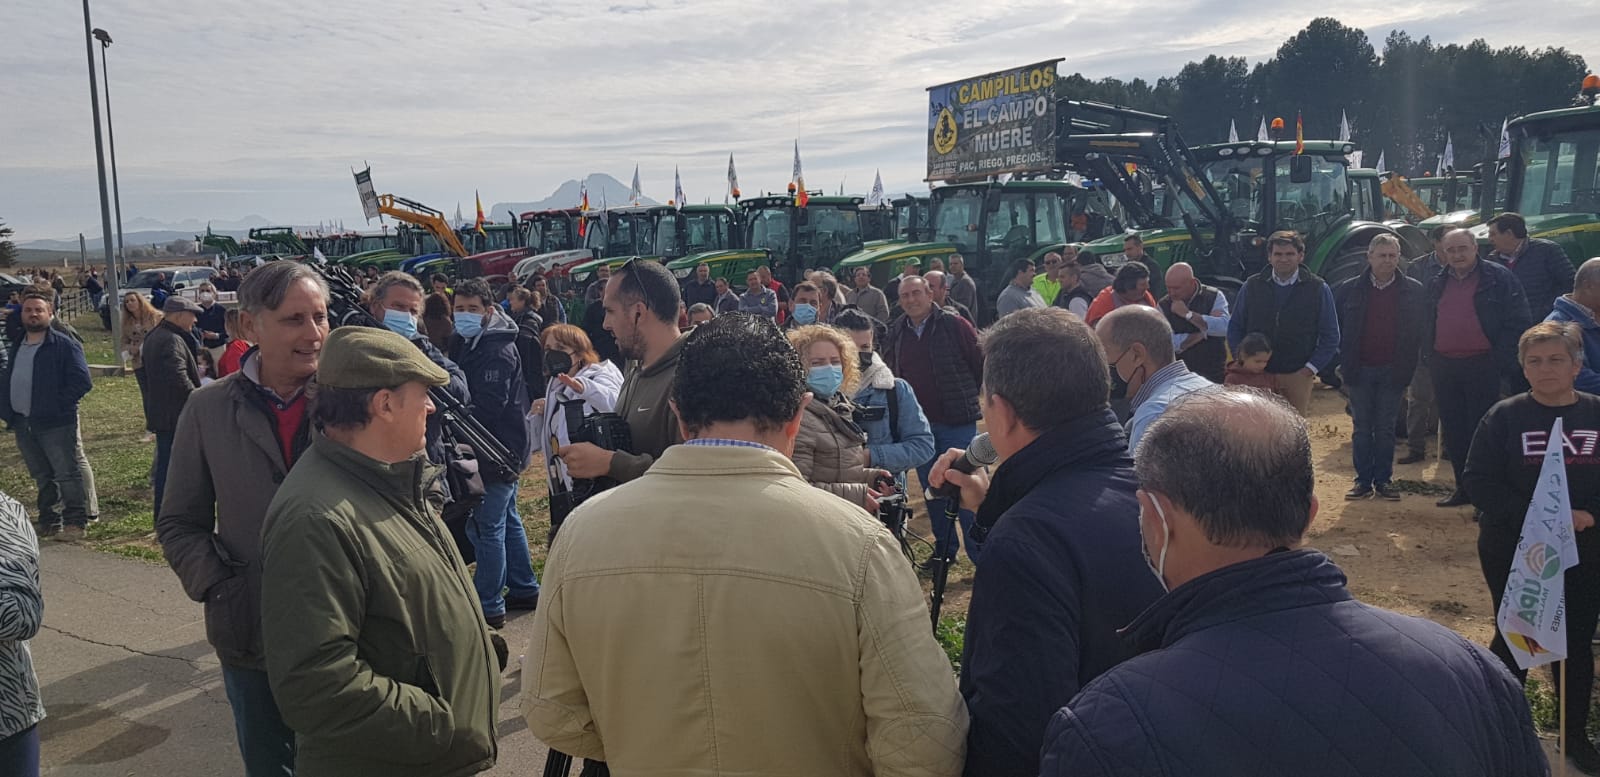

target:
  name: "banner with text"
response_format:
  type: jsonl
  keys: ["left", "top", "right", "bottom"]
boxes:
{"left": 926, "top": 59, "right": 1061, "bottom": 182}
{"left": 354, "top": 167, "right": 380, "bottom": 222}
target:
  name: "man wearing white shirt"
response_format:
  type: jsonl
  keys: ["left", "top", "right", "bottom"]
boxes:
{"left": 1158, "top": 263, "right": 1230, "bottom": 383}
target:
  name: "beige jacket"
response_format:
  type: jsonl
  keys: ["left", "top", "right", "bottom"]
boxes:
{"left": 520, "top": 443, "right": 967, "bottom": 777}
{"left": 119, "top": 311, "right": 160, "bottom": 369}
{"left": 794, "top": 394, "right": 878, "bottom": 508}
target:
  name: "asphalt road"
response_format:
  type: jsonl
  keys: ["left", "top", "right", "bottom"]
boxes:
{"left": 33, "top": 543, "right": 551, "bottom": 775}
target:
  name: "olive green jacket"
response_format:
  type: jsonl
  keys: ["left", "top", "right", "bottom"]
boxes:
{"left": 260, "top": 436, "right": 500, "bottom": 777}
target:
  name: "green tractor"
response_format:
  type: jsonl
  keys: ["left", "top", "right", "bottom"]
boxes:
{"left": 247, "top": 227, "right": 309, "bottom": 257}
{"left": 1466, "top": 91, "right": 1600, "bottom": 261}
{"left": 834, "top": 179, "right": 1100, "bottom": 320}
{"left": 1070, "top": 128, "right": 1426, "bottom": 289}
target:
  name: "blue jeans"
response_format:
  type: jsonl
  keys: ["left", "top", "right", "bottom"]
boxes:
{"left": 1349, "top": 366, "right": 1405, "bottom": 488}
{"left": 220, "top": 666, "right": 296, "bottom": 776}
{"left": 153, "top": 431, "right": 175, "bottom": 518}
{"left": 917, "top": 421, "right": 982, "bottom": 564}
{"left": 13, "top": 418, "right": 92, "bottom": 531}
{"left": 0, "top": 724, "right": 39, "bottom": 777}
{"left": 469, "top": 479, "right": 540, "bottom": 617}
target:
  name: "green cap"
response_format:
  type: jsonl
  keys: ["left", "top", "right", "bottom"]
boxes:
{"left": 318, "top": 327, "right": 450, "bottom": 390}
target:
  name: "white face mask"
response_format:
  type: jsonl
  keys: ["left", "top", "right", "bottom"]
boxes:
{"left": 1141, "top": 492, "right": 1172, "bottom": 593}
{"left": 200, "top": 292, "right": 216, "bottom": 303}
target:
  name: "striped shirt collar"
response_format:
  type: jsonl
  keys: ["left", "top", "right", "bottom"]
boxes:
{"left": 1130, "top": 360, "right": 1193, "bottom": 410}
{"left": 683, "top": 438, "right": 777, "bottom": 452}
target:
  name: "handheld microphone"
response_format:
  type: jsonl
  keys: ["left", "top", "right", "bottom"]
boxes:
{"left": 933, "top": 433, "right": 996, "bottom": 500}
{"left": 927, "top": 433, "right": 995, "bottom": 633}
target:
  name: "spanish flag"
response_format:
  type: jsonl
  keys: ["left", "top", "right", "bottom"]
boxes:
{"left": 793, "top": 141, "right": 809, "bottom": 208}
{"left": 1295, "top": 112, "right": 1305, "bottom": 155}
{"left": 475, "top": 190, "right": 488, "bottom": 237}
{"left": 578, "top": 180, "right": 589, "bottom": 237}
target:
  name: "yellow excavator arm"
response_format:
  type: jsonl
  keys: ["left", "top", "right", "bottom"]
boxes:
{"left": 377, "top": 194, "right": 470, "bottom": 258}
{"left": 1379, "top": 174, "right": 1436, "bottom": 221}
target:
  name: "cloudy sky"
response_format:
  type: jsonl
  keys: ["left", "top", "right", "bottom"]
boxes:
{"left": 3, "top": 0, "right": 1596, "bottom": 242}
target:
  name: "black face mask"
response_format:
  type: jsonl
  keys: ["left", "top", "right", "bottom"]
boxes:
{"left": 858, "top": 351, "right": 874, "bottom": 372}
{"left": 544, "top": 350, "right": 573, "bottom": 378}
{"left": 1109, "top": 364, "right": 1131, "bottom": 401}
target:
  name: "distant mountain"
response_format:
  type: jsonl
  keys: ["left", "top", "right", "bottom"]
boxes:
{"left": 20, "top": 229, "right": 248, "bottom": 253}
{"left": 490, "top": 173, "right": 657, "bottom": 218}
{"left": 122, "top": 214, "right": 274, "bottom": 233}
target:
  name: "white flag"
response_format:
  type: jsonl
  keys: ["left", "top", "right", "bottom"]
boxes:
{"left": 792, "top": 141, "right": 804, "bottom": 188}
{"left": 867, "top": 170, "right": 885, "bottom": 206}
{"left": 1338, "top": 110, "right": 1352, "bottom": 143}
{"left": 1499, "top": 118, "right": 1512, "bottom": 160}
{"left": 674, "top": 167, "right": 685, "bottom": 211}
{"left": 1442, "top": 133, "right": 1455, "bottom": 172}
{"left": 1375, "top": 151, "right": 1386, "bottom": 174}
{"left": 727, "top": 154, "right": 740, "bottom": 202}
{"left": 1497, "top": 417, "right": 1582, "bottom": 670}
{"left": 1228, "top": 119, "right": 1239, "bottom": 143}
{"left": 629, "top": 165, "right": 642, "bottom": 205}
{"left": 353, "top": 166, "right": 380, "bottom": 222}
{"left": 313, "top": 246, "right": 327, "bottom": 265}
{"left": 1257, "top": 117, "right": 1269, "bottom": 142}
{"left": 1348, "top": 150, "right": 1364, "bottom": 168}
{"left": 454, "top": 203, "right": 464, "bottom": 229}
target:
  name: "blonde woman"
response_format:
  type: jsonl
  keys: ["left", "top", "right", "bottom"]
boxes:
{"left": 119, "top": 291, "right": 162, "bottom": 440}
{"left": 786, "top": 324, "right": 889, "bottom": 510}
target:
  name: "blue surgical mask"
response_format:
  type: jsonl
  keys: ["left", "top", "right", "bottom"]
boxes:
{"left": 792, "top": 302, "right": 819, "bottom": 325}
{"left": 382, "top": 309, "right": 418, "bottom": 340}
{"left": 453, "top": 311, "right": 484, "bottom": 339}
{"left": 807, "top": 364, "right": 844, "bottom": 397}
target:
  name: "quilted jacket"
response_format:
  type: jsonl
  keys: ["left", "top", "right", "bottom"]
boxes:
{"left": 793, "top": 392, "right": 879, "bottom": 509}
{"left": 1040, "top": 549, "right": 1548, "bottom": 777}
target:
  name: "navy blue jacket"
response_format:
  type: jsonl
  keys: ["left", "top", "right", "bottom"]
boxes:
{"left": 1495, "top": 237, "right": 1574, "bottom": 321}
{"left": 1, "top": 327, "right": 93, "bottom": 428}
{"left": 1420, "top": 258, "right": 1532, "bottom": 379}
{"left": 1041, "top": 550, "right": 1547, "bottom": 777}
{"left": 959, "top": 409, "right": 1164, "bottom": 777}
{"left": 449, "top": 308, "right": 533, "bottom": 475}
{"left": 1332, "top": 268, "right": 1426, "bottom": 389}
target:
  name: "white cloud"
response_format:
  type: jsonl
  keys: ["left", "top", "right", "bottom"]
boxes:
{"left": 0, "top": 0, "right": 1594, "bottom": 240}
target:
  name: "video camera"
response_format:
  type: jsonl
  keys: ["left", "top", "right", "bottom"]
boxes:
{"left": 547, "top": 399, "right": 633, "bottom": 543}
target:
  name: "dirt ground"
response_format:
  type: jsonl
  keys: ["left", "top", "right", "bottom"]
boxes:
{"left": 893, "top": 383, "right": 1495, "bottom": 645}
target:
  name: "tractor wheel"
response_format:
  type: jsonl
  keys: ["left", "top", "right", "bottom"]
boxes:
{"left": 1322, "top": 246, "right": 1368, "bottom": 287}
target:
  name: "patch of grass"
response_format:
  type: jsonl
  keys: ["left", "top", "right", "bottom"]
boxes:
{"left": 936, "top": 616, "right": 966, "bottom": 673}
{"left": 1, "top": 323, "right": 153, "bottom": 560}
{"left": 1525, "top": 675, "right": 1600, "bottom": 738}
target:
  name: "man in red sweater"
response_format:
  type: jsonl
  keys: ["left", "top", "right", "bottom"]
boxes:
{"left": 1332, "top": 234, "right": 1426, "bottom": 500}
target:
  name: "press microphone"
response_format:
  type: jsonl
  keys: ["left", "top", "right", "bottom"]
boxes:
{"left": 933, "top": 432, "right": 996, "bottom": 500}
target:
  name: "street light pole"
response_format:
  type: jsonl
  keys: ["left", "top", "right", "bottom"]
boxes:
{"left": 93, "top": 28, "right": 126, "bottom": 285}
{"left": 81, "top": 0, "right": 121, "bottom": 354}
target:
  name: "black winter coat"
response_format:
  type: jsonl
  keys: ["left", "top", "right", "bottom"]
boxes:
{"left": 959, "top": 410, "right": 1164, "bottom": 777}
{"left": 450, "top": 309, "right": 534, "bottom": 475}
{"left": 1041, "top": 550, "right": 1546, "bottom": 777}
{"left": 1332, "top": 269, "right": 1426, "bottom": 388}
{"left": 140, "top": 320, "right": 200, "bottom": 434}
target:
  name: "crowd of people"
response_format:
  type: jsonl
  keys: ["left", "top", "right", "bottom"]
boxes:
{"left": 0, "top": 213, "right": 1593, "bottom": 774}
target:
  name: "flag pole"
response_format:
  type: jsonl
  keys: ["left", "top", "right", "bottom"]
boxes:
{"left": 1561, "top": 659, "right": 1570, "bottom": 776}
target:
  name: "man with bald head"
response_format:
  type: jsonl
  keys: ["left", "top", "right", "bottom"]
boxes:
{"left": 1097, "top": 305, "right": 1214, "bottom": 452}
{"left": 1040, "top": 387, "right": 1547, "bottom": 777}
{"left": 1424, "top": 228, "right": 1531, "bottom": 507}
{"left": 925, "top": 270, "right": 974, "bottom": 324}
{"left": 1547, "top": 257, "right": 1600, "bottom": 393}
{"left": 1158, "top": 262, "right": 1230, "bottom": 382}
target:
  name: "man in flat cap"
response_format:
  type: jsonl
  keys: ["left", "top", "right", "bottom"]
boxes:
{"left": 141, "top": 294, "right": 204, "bottom": 519}
{"left": 259, "top": 327, "right": 503, "bottom": 777}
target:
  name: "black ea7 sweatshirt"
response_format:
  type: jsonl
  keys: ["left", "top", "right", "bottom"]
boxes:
{"left": 1463, "top": 392, "right": 1600, "bottom": 529}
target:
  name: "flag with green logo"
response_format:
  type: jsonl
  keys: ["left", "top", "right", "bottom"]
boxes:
{"left": 1497, "top": 417, "right": 1581, "bottom": 670}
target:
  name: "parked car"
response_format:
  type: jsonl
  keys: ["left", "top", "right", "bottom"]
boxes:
{"left": 98, "top": 265, "right": 220, "bottom": 320}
